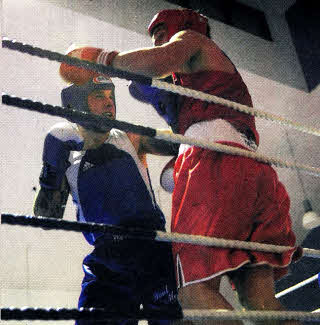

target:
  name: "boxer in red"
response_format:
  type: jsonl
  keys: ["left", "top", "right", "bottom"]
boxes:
{"left": 60, "top": 9, "right": 301, "bottom": 324}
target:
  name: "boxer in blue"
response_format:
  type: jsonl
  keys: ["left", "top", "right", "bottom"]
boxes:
{"left": 33, "top": 75, "right": 181, "bottom": 325}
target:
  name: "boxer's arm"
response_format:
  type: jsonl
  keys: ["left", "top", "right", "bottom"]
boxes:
{"left": 111, "top": 30, "right": 204, "bottom": 78}
{"left": 33, "top": 176, "right": 70, "bottom": 219}
{"left": 138, "top": 132, "right": 179, "bottom": 156}
{"left": 33, "top": 122, "right": 83, "bottom": 219}
{"left": 60, "top": 30, "right": 205, "bottom": 85}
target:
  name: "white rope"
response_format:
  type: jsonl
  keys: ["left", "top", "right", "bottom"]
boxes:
{"left": 3, "top": 38, "right": 320, "bottom": 176}
{"left": 155, "top": 231, "right": 320, "bottom": 258}
{"left": 182, "top": 309, "right": 320, "bottom": 322}
{"left": 3, "top": 38, "right": 320, "bottom": 139}
{"left": 3, "top": 38, "right": 320, "bottom": 263}
{"left": 152, "top": 79, "right": 320, "bottom": 137}
{"left": 3, "top": 213, "right": 320, "bottom": 258}
{"left": 275, "top": 273, "right": 319, "bottom": 298}
{"left": 155, "top": 130, "right": 320, "bottom": 177}
{"left": 301, "top": 248, "right": 320, "bottom": 258}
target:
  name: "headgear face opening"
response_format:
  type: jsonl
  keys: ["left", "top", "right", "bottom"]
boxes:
{"left": 148, "top": 9, "right": 208, "bottom": 40}
{"left": 61, "top": 75, "right": 115, "bottom": 114}
{"left": 61, "top": 76, "right": 116, "bottom": 132}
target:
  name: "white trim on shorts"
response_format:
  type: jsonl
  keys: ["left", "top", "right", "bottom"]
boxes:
{"left": 178, "top": 119, "right": 257, "bottom": 156}
{"left": 176, "top": 253, "right": 250, "bottom": 288}
{"left": 176, "top": 251, "right": 297, "bottom": 288}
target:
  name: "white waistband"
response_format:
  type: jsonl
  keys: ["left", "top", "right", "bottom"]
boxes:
{"left": 178, "top": 119, "right": 257, "bottom": 156}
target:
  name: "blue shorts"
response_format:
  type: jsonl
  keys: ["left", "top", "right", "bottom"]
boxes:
{"left": 76, "top": 237, "right": 182, "bottom": 325}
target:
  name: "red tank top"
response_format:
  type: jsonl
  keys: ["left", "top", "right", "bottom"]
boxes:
{"left": 173, "top": 70, "right": 260, "bottom": 146}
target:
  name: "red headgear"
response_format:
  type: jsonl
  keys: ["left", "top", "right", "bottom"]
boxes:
{"left": 148, "top": 9, "right": 208, "bottom": 40}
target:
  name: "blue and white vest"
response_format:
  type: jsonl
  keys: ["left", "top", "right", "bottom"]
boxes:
{"left": 65, "top": 129, "right": 165, "bottom": 245}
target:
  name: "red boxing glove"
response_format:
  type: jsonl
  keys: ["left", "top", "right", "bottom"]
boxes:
{"left": 60, "top": 46, "right": 119, "bottom": 85}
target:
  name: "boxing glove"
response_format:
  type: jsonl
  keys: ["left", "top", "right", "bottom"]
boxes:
{"left": 59, "top": 46, "right": 119, "bottom": 85}
{"left": 40, "top": 122, "right": 84, "bottom": 190}
{"left": 160, "top": 156, "right": 176, "bottom": 193}
{"left": 33, "top": 176, "right": 70, "bottom": 220}
{"left": 129, "top": 80, "right": 179, "bottom": 131}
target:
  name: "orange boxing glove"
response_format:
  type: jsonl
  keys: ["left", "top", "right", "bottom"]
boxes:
{"left": 60, "top": 46, "right": 119, "bottom": 85}
{"left": 59, "top": 47, "right": 102, "bottom": 85}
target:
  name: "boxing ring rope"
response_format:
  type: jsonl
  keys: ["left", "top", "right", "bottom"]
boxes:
{"left": 2, "top": 94, "right": 320, "bottom": 178}
{"left": 2, "top": 214, "right": 320, "bottom": 258}
{"left": 2, "top": 307, "right": 320, "bottom": 322}
{"left": 275, "top": 273, "right": 320, "bottom": 298}
{"left": 2, "top": 214, "right": 319, "bottom": 322}
{"left": 2, "top": 38, "right": 320, "bottom": 323}
{"left": 3, "top": 37, "right": 320, "bottom": 138}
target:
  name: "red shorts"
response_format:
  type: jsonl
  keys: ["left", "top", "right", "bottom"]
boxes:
{"left": 171, "top": 142, "right": 300, "bottom": 287}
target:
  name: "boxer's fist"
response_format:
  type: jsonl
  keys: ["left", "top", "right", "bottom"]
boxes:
{"left": 129, "top": 81, "right": 179, "bottom": 128}
{"left": 59, "top": 46, "right": 103, "bottom": 85}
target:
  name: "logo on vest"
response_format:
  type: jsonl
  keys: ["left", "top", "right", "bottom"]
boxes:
{"left": 82, "top": 161, "right": 95, "bottom": 172}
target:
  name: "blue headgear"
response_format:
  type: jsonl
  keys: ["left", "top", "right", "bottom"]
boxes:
{"left": 61, "top": 75, "right": 115, "bottom": 113}
{"left": 61, "top": 76, "right": 115, "bottom": 132}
